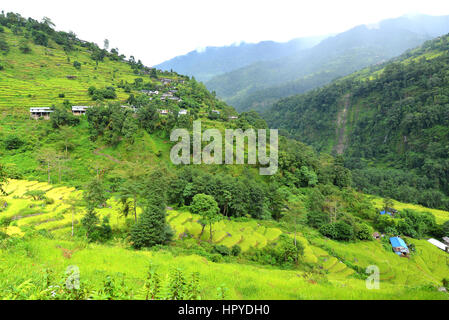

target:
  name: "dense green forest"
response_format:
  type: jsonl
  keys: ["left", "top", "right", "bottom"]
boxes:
{"left": 265, "top": 34, "right": 449, "bottom": 210}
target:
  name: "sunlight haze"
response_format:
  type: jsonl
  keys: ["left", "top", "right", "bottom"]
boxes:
{"left": 2, "top": 0, "right": 449, "bottom": 66}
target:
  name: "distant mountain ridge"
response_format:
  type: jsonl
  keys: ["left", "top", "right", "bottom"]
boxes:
{"left": 153, "top": 35, "right": 327, "bottom": 82}
{"left": 206, "top": 14, "right": 449, "bottom": 111}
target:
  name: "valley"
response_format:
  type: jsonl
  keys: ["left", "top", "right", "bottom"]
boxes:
{"left": 0, "top": 10, "right": 449, "bottom": 301}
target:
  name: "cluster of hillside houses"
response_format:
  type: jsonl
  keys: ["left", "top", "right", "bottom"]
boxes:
{"left": 141, "top": 87, "right": 182, "bottom": 102}
{"left": 30, "top": 106, "right": 189, "bottom": 119}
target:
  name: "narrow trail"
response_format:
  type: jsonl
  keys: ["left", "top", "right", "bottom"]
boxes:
{"left": 334, "top": 94, "right": 350, "bottom": 155}
{"left": 93, "top": 146, "right": 121, "bottom": 164}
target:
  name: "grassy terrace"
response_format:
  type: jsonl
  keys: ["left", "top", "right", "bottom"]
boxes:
{"left": 0, "top": 26, "right": 177, "bottom": 112}
{"left": 1, "top": 179, "right": 448, "bottom": 299}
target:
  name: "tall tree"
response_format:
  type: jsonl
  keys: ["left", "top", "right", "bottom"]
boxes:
{"left": 130, "top": 169, "right": 173, "bottom": 249}
{"left": 84, "top": 178, "right": 107, "bottom": 210}
{"left": 58, "top": 125, "right": 76, "bottom": 158}
{"left": 65, "top": 195, "right": 83, "bottom": 237}
{"left": 38, "top": 148, "right": 58, "bottom": 184}
{"left": 81, "top": 178, "right": 107, "bottom": 240}
{"left": 113, "top": 161, "right": 150, "bottom": 222}
{"left": 283, "top": 202, "right": 306, "bottom": 264}
{"left": 190, "top": 193, "right": 221, "bottom": 243}
{"left": 0, "top": 163, "right": 8, "bottom": 195}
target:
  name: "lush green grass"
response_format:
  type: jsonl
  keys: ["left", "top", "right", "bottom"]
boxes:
{"left": 1, "top": 236, "right": 447, "bottom": 300}
{"left": 1, "top": 179, "right": 449, "bottom": 299}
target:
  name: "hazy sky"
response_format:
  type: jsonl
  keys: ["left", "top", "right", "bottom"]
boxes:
{"left": 2, "top": 0, "right": 449, "bottom": 66}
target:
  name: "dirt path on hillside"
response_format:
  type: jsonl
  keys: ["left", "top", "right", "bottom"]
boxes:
{"left": 93, "top": 146, "right": 121, "bottom": 164}
{"left": 334, "top": 94, "right": 350, "bottom": 155}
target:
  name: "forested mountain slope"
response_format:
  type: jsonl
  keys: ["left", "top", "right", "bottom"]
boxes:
{"left": 154, "top": 36, "right": 326, "bottom": 82}
{"left": 265, "top": 33, "right": 449, "bottom": 210}
{"left": 206, "top": 14, "right": 449, "bottom": 112}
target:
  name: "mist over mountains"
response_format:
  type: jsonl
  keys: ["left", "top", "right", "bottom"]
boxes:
{"left": 154, "top": 35, "right": 327, "bottom": 82}
{"left": 156, "top": 14, "right": 449, "bottom": 112}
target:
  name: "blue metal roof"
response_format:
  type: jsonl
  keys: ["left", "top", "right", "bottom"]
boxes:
{"left": 390, "top": 236, "right": 408, "bottom": 249}
{"left": 380, "top": 210, "right": 392, "bottom": 216}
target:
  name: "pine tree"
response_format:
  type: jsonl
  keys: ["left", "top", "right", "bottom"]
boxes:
{"left": 130, "top": 204, "right": 167, "bottom": 248}
{"left": 130, "top": 169, "right": 173, "bottom": 249}
{"left": 81, "top": 178, "right": 107, "bottom": 240}
{"left": 81, "top": 208, "right": 99, "bottom": 240}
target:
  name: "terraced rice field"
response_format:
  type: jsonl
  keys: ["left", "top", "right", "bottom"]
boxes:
{"left": 167, "top": 210, "right": 282, "bottom": 251}
{"left": 1, "top": 179, "right": 80, "bottom": 232}
{"left": 310, "top": 235, "right": 449, "bottom": 287}
{"left": 369, "top": 195, "right": 449, "bottom": 224}
{"left": 0, "top": 27, "right": 163, "bottom": 112}
{"left": 3, "top": 179, "right": 448, "bottom": 291}
{"left": 0, "top": 180, "right": 282, "bottom": 253}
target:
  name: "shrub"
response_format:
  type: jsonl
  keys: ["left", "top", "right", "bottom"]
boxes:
{"left": 443, "top": 278, "right": 449, "bottom": 290}
{"left": 0, "top": 231, "right": 7, "bottom": 239}
{"left": 0, "top": 216, "right": 12, "bottom": 228}
{"left": 58, "top": 93, "right": 65, "bottom": 98}
{"left": 4, "top": 135, "right": 24, "bottom": 150}
{"left": 335, "top": 221, "right": 354, "bottom": 241}
{"left": 384, "top": 226, "right": 398, "bottom": 236}
{"left": 210, "top": 254, "right": 223, "bottom": 262}
{"left": 355, "top": 223, "right": 373, "bottom": 240}
{"left": 231, "top": 244, "right": 242, "bottom": 256}
{"left": 18, "top": 40, "right": 31, "bottom": 54}
{"left": 0, "top": 39, "right": 9, "bottom": 54}
{"left": 319, "top": 223, "right": 338, "bottom": 239}
{"left": 51, "top": 107, "right": 80, "bottom": 128}
{"left": 213, "top": 245, "right": 231, "bottom": 256}
{"left": 73, "top": 61, "right": 81, "bottom": 70}
{"left": 24, "top": 190, "right": 46, "bottom": 201}
{"left": 307, "top": 211, "right": 329, "bottom": 229}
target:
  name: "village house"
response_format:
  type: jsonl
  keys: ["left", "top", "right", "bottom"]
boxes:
{"left": 372, "top": 232, "right": 381, "bottom": 240}
{"left": 157, "top": 109, "right": 171, "bottom": 115}
{"left": 178, "top": 109, "right": 188, "bottom": 115}
{"left": 30, "top": 107, "right": 53, "bottom": 120}
{"left": 121, "top": 105, "right": 137, "bottom": 112}
{"left": 428, "top": 238, "right": 449, "bottom": 253}
{"left": 228, "top": 116, "right": 238, "bottom": 120}
{"left": 141, "top": 90, "right": 159, "bottom": 95}
{"left": 442, "top": 237, "right": 449, "bottom": 246}
{"left": 389, "top": 237, "right": 409, "bottom": 257}
{"left": 160, "top": 78, "right": 174, "bottom": 85}
{"left": 161, "top": 92, "right": 174, "bottom": 98}
{"left": 72, "top": 106, "right": 91, "bottom": 116}
{"left": 379, "top": 208, "right": 398, "bottom": 217}
{"left": 211, "top": 110, "right": 220, "bottom": 114}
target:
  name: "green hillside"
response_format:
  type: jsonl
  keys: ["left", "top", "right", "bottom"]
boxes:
{"left": 265, "top": 33, "right": 449, "bottom": 211}
{"left": 206, "top": 15, "right": 449, "bottom": 112}
{"left": 0, "top": 12, "right": 449, "bottom": 300}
